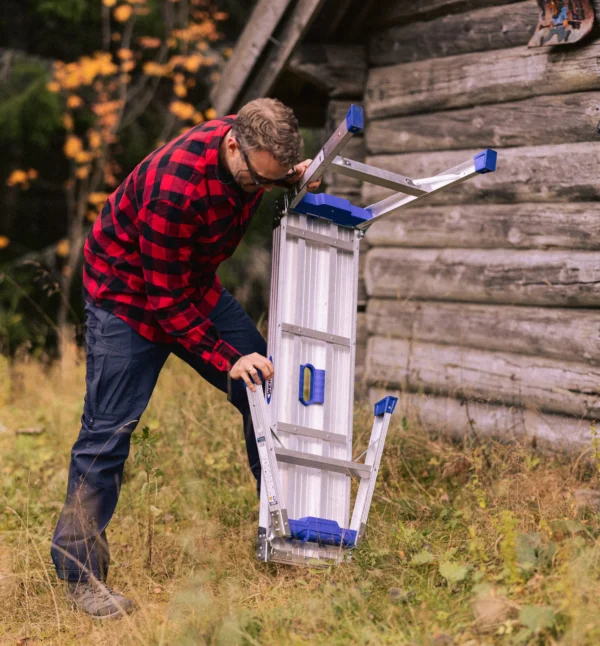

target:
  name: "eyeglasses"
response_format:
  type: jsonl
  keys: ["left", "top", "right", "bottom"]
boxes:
{"left": 239, "top": 146, "right": 297, "bottom": 187}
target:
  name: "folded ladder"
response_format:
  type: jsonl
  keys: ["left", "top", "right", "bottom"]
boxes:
{"left": 247, "top": 105, "right": 497, "bottom": 567}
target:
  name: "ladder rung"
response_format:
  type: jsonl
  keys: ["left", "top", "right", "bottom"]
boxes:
{"left": 285, "top": 225, "right": 355, "bottom": 252}
{"left": 277, "top": 421, "right": 348, "bottom": 445}
{"left": 275, "top": 447, "right": 371, "bottom": 478}
{"left": 281, "top": 323, "right": 351, "bottom": 347}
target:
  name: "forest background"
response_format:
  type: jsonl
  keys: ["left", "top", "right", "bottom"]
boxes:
{"left": 0, "top": 0, "right": 319, "bottom": 362}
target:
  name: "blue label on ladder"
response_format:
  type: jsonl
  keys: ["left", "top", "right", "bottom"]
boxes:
{"left": 298, "top": 364, "right": 325, "bottom": 406}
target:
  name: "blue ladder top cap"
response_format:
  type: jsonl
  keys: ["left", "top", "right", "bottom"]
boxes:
{"left": 288, "top": 516, "right": 357, "bottom": 548}
{"left": 374, "top": 396, "right": 398, "bottom": 417}
{"left": 292, "top": 192, "right": 372, "bottom": 229}
{"left": 474, "top": 149, "right": 497, "bottom": 174}
{"left": 345, "top": 104, "right": 364, "bottom": 134}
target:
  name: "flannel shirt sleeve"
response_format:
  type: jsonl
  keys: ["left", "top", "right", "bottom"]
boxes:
{"left": 139, "top": 199, "right": 242, "bottom": 371}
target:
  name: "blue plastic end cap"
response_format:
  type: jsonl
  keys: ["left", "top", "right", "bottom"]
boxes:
{"left": 345, "top": 104, "right": 364, "bottom": 134}
{"left": 474, "top": 149, "right": 497, "bottom": 174}
{"left": 289, "top": 517, "right": 357, "bottom": 548}
{"left": 293, "top": 192, "right": 372, "bottom": 229}
{"left": 374, "top": 396, "right": 398, "bottom": 417}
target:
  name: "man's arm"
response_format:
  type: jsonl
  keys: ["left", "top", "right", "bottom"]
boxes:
{"left": 138, "top": 199, "right": 241, "bottom": 371}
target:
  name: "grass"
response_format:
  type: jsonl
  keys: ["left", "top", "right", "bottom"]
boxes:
{"left": 1, "top": 351, "right": 600, "bottom": 645}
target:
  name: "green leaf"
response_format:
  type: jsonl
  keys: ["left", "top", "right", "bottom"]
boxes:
{"left": 410, "top": 550, "right": 434, "bottom": 565}
{"left": 519, "top": 606, "right": 556, "bottom": 633}
{"left": 439, "top": 561, "right": 469, "bottom": 583}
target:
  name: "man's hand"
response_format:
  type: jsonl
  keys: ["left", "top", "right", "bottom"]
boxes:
{"left": 289, "top": 158, "right": 322, "bottom": 192}
{"left": 230, "top": 353, "right": 274, "bottom": 392}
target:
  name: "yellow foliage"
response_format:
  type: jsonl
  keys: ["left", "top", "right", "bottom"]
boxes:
{"left": 117, "top": 48, "right": 133, "bottom": 60}
{"left": 75, "top": 151, "right": 93, "bottom": 164}
{"left": 6, "top": 170, "right": 28, "bottom": 187}
{"left": 114, "top": 5, "right": 132, "bottom": 21}
{"left": 88, "top": 130, "right": 102, "bottom": 149}
{"left": 112, "top": 32, "right": 122, "bottom": 42}
{"left": 86, "top": 211, "right": 98, "bottom": 223}
{"left": 204, "top": 107, "right": 216, "bottom": 120}
{"left": 0, "top": 236, "right": 10, "bottom": 249}
{"left": 62, "top": 114, "right": 74, "bottom": 130}
{"left": 143, "top": 61, "right": 169, "bottom": 76}
{"left": 66, "top": 95, "right": 83, "bottom": 109}
{"left": 138, "top": 36, "right": 161, "bottom": 48}
{"left": 102, "top": 0, "right": 117, "bottom": 6}
{"left": 88, "top": 192, "right": 109, "bottom": 205}
{"left": 55, "top": 239, "right": 70, "bottom": 258}
{"left": 184, "top": 55, "right": 203, "bottom": 72}
{"left": 64, "top": 135, "right": 84, "bottom": 159}
{"left": 192, "top": 112, "right": 204, "bottom": 124}
{"left": 76, "top": 166, "right": 90, "bottom": 179}
{"left": 121, "top": 60, "right": 136, "bottom": 73}
{"left": 173, "top": 83, "right": 187, "bottom": 98}
{"left": 214, "top": 11, "right": 228, "bottom": 20}
{"left": 169, "top": 101, "right": 195, "bottom": 121}
{"left": 27, "top": 169, "right": 38, "bottom": 180}
{"left": 46, "top": 81, "right": 60, "bottom": 93}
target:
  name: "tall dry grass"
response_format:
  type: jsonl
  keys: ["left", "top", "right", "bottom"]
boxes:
{"left": 1, "top": 348, "right": 600, "bottom": 645}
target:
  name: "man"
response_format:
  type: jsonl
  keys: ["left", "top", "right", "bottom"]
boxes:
{"left": 51, "top": 98, "right": 321, "bottom": 618}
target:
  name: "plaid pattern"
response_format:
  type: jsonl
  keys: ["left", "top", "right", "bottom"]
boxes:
{"left": 83, "top": 117, "right": 263, "bottom": 371}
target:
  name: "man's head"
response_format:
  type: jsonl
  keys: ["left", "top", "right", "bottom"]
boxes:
{"left": 222, "top": 98, "right": 304, "bottom": 193}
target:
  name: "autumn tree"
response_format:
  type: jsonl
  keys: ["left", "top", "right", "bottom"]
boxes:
{"left": 5, "top": 0, "right": 228, "bottom": 359}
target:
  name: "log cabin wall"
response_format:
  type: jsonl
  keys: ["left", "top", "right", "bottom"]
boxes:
{"left": 359, "top": 0, "right": 600, "bottom": 450}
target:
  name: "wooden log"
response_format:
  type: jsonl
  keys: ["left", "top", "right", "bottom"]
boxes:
{"left": 365, "top": 247, "right": 600, "bottom": 307}
{"left": 367, "top": 299, "right": 600, "bottom": 366}
{"left": 369, "top": 0, "right": 523, "bottom": 29}
{"left": 364, "top": 203, "right": 600, "bottom": 250}
{"left": 366, "top": 41, "right": 600, "bottom": 119}
{"left": 287, "top": 44, "right": 366, "bottom": 98}
{"left": 366, "top": 337, "right": 600, "bottom": 419}
{"left": 369, "top": 2, "right": 537, "bottom": 67}
{"left": 368, "top": 390, "right": 594, "bottom": 452}
{"left": 362, "top": 143, "right": 600, "bottom": 205}
{"left": 237, "top": 0, "right": 327, "bottom": 107}
{"left": 210, "top": 0, "right": 293, "bottom": 115}
{"left": 366, "top": 93, "right": 600, "bottom": 154}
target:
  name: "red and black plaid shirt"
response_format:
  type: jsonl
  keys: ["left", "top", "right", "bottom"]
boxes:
{"left": 83, "top": 116, "right": 263, "bottom": 371}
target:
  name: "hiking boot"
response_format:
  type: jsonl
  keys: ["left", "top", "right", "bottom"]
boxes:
{"left": 66, "top": 580, "right": 136, "bottom": 619}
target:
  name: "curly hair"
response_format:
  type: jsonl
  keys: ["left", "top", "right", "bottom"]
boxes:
{"left": 231, "top": 98, "right": 304, "bottom": 168}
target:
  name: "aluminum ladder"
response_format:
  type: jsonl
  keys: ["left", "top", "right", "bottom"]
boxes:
{"left": 247, "top": 104, "right": 497, "bottom": 567}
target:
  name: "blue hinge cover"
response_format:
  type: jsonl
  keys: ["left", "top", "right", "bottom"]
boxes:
{"left": 474, "top": 149, "right": 497, "bottom": 174}
{"left": 374, "top": 396, "right": 398, "bottom": 417}
{"left": 292, "top": 192, "right": 372, "bottom": 229}
{"left": 345, "top": 104, "right": 364, "bottom": 134}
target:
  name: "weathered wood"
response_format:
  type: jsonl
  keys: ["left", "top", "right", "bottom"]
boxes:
{"left": 287, "top": 44, "right": 366, "bottom": 98}
{"left": 355, "top": 311, "right": 367, "bottom": 379}
{"left": 364, "top": 203, "right": 600, "bottom": 250}
{"left": 369, "top": 1, "right": 537, "bottom": 66}
{"left": 210, "top": 0, "right": 293, "bottom": 115}
{"left": 237, "top": 0, "right": 327, "bottom": 108}
{"left": 367, "top": 299, "right": 600, "bottom": 366}
{"left": 366, "top": 337, "right": 600, "bottom": 419}
{"left": 366, "top": 41, "right": 600, "bottom": 119}
{"left": 366, "top": 93, "right": 600, "bottom": 154}
{"left": 368, "top": 390, "right": 594, "bottom": 452}
{"left": 362, "top": 143, "right": 600, "bottom": 205}
{"left": 369, "top": 0, "right": 523, "bottom": 29}
{"left": 366, "top": 247, "right": 600, "bottom": 307}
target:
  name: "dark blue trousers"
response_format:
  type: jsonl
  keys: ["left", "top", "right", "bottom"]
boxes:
{"left": 51, "top": 288, "right": 265, "bottom": 582}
